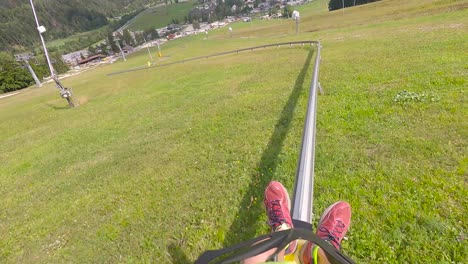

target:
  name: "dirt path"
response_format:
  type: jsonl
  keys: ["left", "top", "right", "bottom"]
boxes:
{"left": 0, "top": 92, "right": 21, "bottom": 99}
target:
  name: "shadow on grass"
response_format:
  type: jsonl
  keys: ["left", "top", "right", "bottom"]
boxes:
{"left": 167, "top": 243, "right": 192, "bottom": 264}
{"left": 222, "top": 48, "right": 315, "bottom": 248}
{"left": 45, "top": 103, "right": 70, "bottom": 110}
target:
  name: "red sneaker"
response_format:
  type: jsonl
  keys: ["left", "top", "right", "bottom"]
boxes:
{"left": 264, "top": 181, "right": 293, "bottom": 231}
{"left": 316, "top": 201, "right": 351, "bottom": 250}
{"left": 301, "top": 201, "right": 351, "bottom": 264}
{"left": 264, "top": 181, "right": 296, "bottom": 254}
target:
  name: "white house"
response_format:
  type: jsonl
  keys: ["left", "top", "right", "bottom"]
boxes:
{"left": 62, "top": 49, "right": 89, "bottom": 66}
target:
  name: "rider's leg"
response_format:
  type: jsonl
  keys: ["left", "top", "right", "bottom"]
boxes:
{"left": 301, "top": 201, "right": 351, "bottom": 264}
{"left": 242, "top": 181, "right": 296, "bottom": 263}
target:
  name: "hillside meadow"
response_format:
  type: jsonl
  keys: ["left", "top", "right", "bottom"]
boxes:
{"left": 0, "top": 0, "right": 466, "bottom": 263}
{"left": 127, "top": 0, "right": 196, "bottom": 31}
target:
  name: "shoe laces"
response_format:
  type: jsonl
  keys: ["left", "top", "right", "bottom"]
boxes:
{"left": 318, "top": 220, "right": 346, "bottom": 249}
{"left": 266, "top": 200, "right": 286, "bottom": 228}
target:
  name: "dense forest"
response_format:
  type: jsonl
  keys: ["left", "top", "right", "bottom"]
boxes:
{"left": 0, "top": 0, "right": 161, "bottom": 52}
{"left": 328, "top": 0, "right": 382, "bottom": 11}
{"left": 0, "top": 51, "right": 69, "bottom": 94}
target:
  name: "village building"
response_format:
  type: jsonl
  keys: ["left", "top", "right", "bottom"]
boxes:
{"left": 77, "top": 54, "right": 107, "bottom": 66}
{"left": 62, "top": 49, "right": 89, "bottom": 66}
{"left": 121, "top": 45, "right": 134, "bottom": 54}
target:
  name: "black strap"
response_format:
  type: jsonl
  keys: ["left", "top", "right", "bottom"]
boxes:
{"left": 195, "top": 224, "right": 355, "bottom": 264}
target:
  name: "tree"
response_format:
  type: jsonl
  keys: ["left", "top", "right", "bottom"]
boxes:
{"left": 100, "top": 44, "right": 109, "bottom": 55}
{"left": 283, "top": 4, "right": 293, "bottom": 18}
{"left": 116, "top": 32, "right": 124, "bottom": 47}
{"left": 214, "top": 0, "right": 233, "bottom": 20}
{"left": 0, "top": 2, "right": 110, "bottom": 52}
{"left": 153, "top": 29, "right": 160, "bottom": 39}
{"left": 135, "top": 32, "right": 144, "bottom": 45}
{"left": 269, "top": 7, "right": 279, "bottom": 16}
{"left": 143, "top": 28, "right": 160, "bottom": 40}
{"left": 242, "top": 5, "right": 253, "bottom": 14}
{"left": 193, "top": 21, "right": 201, "bottom": 30}
{"left": 208, "top": 13, "right": 215, "bottom": 23}
{"left": 88, "top": 45, "right": 96, "bottom": 56}
{"left": 30, "top": 61, "right": 48, "bottom": 80}
{"left": 143, "top": 29, "right": 153, "bottom": 40}
{"left": 0, "top": 52, "right": 33, "bottom": 93}
{"left": 50, "top": 53, "right": 69, "bottom": 74}
{"left": 328, "top": 0, "right": 381, "bottom": 11}
{"left": 254, "top": 0, "right": 261, "bottom": 8}
{"left": 188, "top": 12, "right": 193, "bottom": 23}
{"left": 122, "top": 29, "right": 135, "bottom": 46}
{"left": 107, "top": 32, "right": 119, "bottom": 53}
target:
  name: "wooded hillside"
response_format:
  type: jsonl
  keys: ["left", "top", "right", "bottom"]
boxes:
{"left": 328, "top": 0, "right": 382, "bottom": 11}
{"left": 0, "top": 0, "right": 160, "bottom": 51}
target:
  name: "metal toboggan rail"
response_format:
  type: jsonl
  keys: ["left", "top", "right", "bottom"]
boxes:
{"left": 291, "top": 42, "right": 321, "bottom": 226}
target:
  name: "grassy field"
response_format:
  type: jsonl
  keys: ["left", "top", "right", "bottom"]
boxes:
{"left": 0, "top": 0, "right": 467, "bottom": 263}
{"left": 127, "top": 1, "right": 196, "bottom": 31}
{"left": 42, "top": 27, "right": 109, "bottom": 50}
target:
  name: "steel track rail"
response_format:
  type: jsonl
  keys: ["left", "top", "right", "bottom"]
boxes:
{"left": 108, "top": 40, "right": 322, "bottom": 226}
{"left": 107, "top": 41, "right": 318, "bottom": 76}
{"left": 292, "top": 42, "right": 321, "bottom": 225}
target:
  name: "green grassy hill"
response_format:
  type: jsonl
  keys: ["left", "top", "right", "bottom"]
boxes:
{"left": 0, "top": 0, "right": 466, "bottom": 263}
{"left": 127, "top": 1, "right": 196, "bottom": 31}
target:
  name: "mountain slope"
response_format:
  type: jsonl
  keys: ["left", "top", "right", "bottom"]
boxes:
{"left": 0, "top": 0, "right": 159, "bottom": 51}
{"left": 0, "top": 0, "right": 466, "bottom": 263}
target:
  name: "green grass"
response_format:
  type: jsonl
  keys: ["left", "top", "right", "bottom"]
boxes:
{"left": 127, "top": 1, "right": 196, "bottom": 31}
{"left": 1, "top": 0, "right": 467, "bottom": 263}
{"left": 44, "top": 27, "right": 108, "bottom": 49}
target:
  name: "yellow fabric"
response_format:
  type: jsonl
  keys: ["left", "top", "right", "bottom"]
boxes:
{"left": 313, "top": 245, "right": 320, "bottom": 264}
{"left": 264, "top": 261, "right": 296, "bottom": 264}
